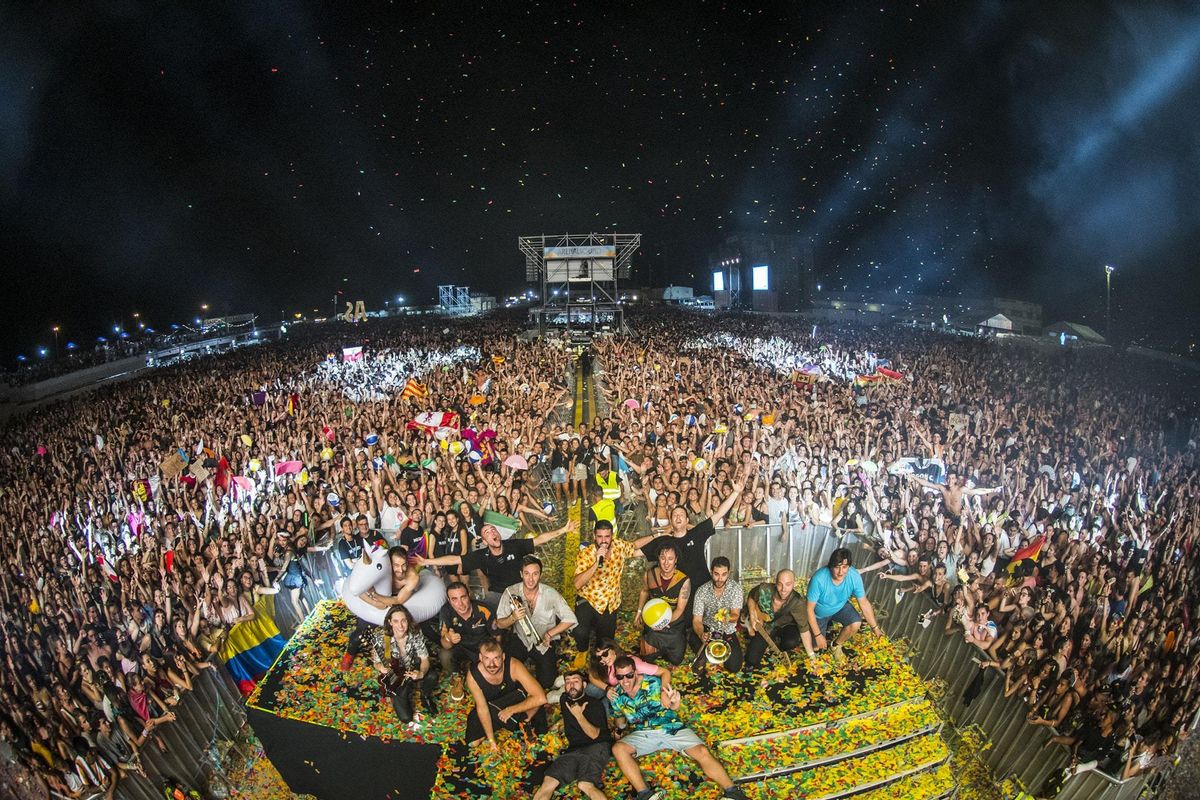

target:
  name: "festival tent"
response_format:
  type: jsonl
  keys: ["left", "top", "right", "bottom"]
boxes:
{"left": 1044, "top": 321, "right": 1106, "bottom": 345}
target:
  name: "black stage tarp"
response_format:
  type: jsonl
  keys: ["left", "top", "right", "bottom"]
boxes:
{"left": 248, "top": 630, "right": 441, "bottom": 800}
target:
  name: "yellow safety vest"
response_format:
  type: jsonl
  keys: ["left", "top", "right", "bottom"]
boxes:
{"left": 596, "top": 470, "right": 620, "bottom": 500}
{"left": 590, "top": 498, "right": 616, "bottom": 525}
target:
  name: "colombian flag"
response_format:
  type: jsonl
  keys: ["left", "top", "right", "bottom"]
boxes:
{"left": 221, "top": 593, "right": 287, "bottom": 697}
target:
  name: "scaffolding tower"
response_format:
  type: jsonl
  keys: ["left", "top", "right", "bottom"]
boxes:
{"left": 519, "top": 232, "right": 640, "bottom": 338}
{"left": 438, "top": 285, "right": 473, "bottom": 316}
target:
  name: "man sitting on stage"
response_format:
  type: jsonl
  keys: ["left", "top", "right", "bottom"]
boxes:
{"left": 691, "top": 557, "right": 744, "bottom": 672}
{"left": 438, "top": 580, "right": 497, "bottom": 701}
{"left": 609, "top": 656, "right": 748, "bottom": 800}
{"left": 465, "top": 639, "right": 547, "bottom": 748}
{"left": 805, "top": 548, "right": 883, "bottom": 655}
{"left": 533, "top": 670, "right": 612, "bottom": 800}
{"left": 496, "top": 555, "right": 577, "bottom": 690}
{"left": 745, "top": 568, "right": 813, "bottom": 668}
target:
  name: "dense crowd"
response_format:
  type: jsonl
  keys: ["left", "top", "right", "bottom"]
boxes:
{"left": 0, "top": 308, "right": 1197, "bottom": 799}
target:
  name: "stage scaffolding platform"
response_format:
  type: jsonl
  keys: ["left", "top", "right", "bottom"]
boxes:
{"left": 519, "top": 232, "right": 640, "bottom": 338}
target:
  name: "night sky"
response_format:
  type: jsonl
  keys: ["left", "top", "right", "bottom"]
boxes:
{"left": 3, "top": 1, "right": 1199, "bottom": 363}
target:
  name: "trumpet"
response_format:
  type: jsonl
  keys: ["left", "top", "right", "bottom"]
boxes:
{"left": 508, "top": 592, "right": 543, "bottom": 646}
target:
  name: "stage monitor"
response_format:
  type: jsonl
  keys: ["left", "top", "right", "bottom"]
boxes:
{"left": 544, "top": 245, "right": 617, "bottom": 282}
{"left": 712, "top": 270, "right": 725, "bottom": 292}
{"left": 752, "top": 265, "right": 769, "bottom": 291}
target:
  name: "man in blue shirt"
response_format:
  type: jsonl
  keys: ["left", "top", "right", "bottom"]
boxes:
{"left": 805, "top": 547, "right": 882, "bottom": 652}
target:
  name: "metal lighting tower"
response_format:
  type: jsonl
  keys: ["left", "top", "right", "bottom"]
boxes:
{"left": 1105, "top": 264, "right": 1114, "bottom": 340}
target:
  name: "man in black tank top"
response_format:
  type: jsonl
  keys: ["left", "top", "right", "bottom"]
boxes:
{"left": 465, "top": 639, "right": 547, "bottom": 747}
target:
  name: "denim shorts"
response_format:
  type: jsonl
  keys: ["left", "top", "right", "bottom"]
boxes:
{"left": 815, "top": 601, "right": 862, "bottom": 636}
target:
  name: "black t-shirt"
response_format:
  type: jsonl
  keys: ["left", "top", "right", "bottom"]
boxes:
{"left": 336, "top": 533, "right": 364, "bottom": 563}
{"left": 398, "top": 523, "right": 428, "bottom": 556}
{"left": 460, "top": 538, "right": 534, "bottom": 588}
{"left": 438, "top": 602, "right": 495, "bottom": 651}
{"left": 560, "top": 693, "right": 611, "bottom": 750}
{"left": 642, "top": 518, "right": 717, "bottom": 588}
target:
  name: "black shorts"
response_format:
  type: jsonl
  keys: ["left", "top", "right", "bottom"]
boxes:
{"left": 545, "top": 741, "right": 612, "bottom": 787}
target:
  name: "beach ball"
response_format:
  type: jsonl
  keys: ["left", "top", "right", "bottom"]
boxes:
{"left": 685, "top": 414, "right": 697, "bottom": 427}
{"left": 714, "top": 423, "right": 728, "bottom": 434}
{"left": 420, "top": 458, "right": 437, "bottom": 473}
{"left": 240, "top": 434, "right": 253, "bottom": 447}
{"left": 364, "top": 433, "right": 380, "bottom": 446}
{"left": 439, "top": 439, "right": 450, "bottom": 452}
{"left": 320, "top": 447, "right": 334, "bottom": 461}
{"left": 467, "top": 450, "right": 482, "bottom": 464}
{"left": 733, "top": 403, "right": 744, "bottom": 414}
{"left": 248, "top": 458, "right": 262, "bottom": 473}
{"left": 449, "top": 440, "right": 464, "bottom": 456}
{"left": 642, "top": 599, "right": 673, "bottom": 631}
{"left": 692, "top": 457, "right": 708, "bottom": 473}
{"left": 469, "top": 394, "right": 486, "bottom": 406}
{"left": 297, "top": 469, "right": 310, "bottom": 486}
{"left": 542, "top": 501, "right": 555, "bottom": 515}
{"left": 327, "top": 492, "right": 340, "bottom": 508}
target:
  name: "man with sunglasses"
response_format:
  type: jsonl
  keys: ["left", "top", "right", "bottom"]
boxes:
{"left": 609, "top": 656, "right": 748, "bottom": 800}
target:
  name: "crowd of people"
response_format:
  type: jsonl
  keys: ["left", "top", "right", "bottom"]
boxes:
{"left": 0, "top": 307, "right": 1198, "bottom": 799}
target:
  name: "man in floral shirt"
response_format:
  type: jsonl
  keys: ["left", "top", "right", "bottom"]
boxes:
{"left": 609, "top": 656, "right": 748, "bottom": 800}
{"left": 691, "top": 556, "right": 744, "bottom": 672}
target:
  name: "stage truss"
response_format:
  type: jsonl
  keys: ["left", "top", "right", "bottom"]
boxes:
{"left": 438, "top": 284, "right": 473, "bottom": 317}
{"left": 519, "top": 232, "right": 640, "bottom": 338}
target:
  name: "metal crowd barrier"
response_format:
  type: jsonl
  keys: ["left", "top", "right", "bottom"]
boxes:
{"left": 705, "top": 522, "right": 1154, "bottom": 800}
{"left": 112, "top": 665, "right": 246, "bottom": 800}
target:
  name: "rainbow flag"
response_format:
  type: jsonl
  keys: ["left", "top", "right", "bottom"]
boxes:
{"left": 221, "top": 593, "right": 287, "bottom": 696}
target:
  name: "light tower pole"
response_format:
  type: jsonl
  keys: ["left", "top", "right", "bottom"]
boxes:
{"left": 1104, "top": 265, "right": 1114, "bottom": 340}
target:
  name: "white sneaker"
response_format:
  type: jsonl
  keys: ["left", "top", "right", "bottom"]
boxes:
{"left": 918, "top": 612, "right": 932, "bottom": 629}
{"left": 894, "top": 589, "right": 905, "bottom": 604}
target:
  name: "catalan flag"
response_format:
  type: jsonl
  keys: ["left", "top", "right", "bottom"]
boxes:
{"left": 401, "top": 378, "right": 429, "bottom": 400}
{"left": 286, "top": 393, "right": 300, "bottom": 416}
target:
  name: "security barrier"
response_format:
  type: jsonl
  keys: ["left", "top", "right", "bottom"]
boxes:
{"left": 705, "top": 522, "right": 1154, "bottom": 800}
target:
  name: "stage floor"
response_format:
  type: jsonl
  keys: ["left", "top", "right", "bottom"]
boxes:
{"left": 247, "top": 600, "right": 956, "bottom": 799}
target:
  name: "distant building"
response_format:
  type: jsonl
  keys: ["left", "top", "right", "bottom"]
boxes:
{"left": 809, "top": 292, "right": 1043, "bottom": 334}
{"left": 1044, "top": 321, "right": 1106, "bottom": 345}
{"left": 706, "top": 233, "right": 813, "bottom": 312}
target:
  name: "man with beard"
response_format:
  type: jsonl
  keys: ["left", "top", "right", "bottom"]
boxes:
{"left": 636, "top": 541, "right": 691, "bottom": 665}
{"left": 691, "top": 557, "right": 744, "bottom": 672}
{"left": 418, "top": 519, "right": 576, "bottom": 612}
{"left": 533, "top": 670, "right": 612, "bottom": 800}
{"left": 465, "top": 639, "right": 547, "bottom": 748}
{"left": 745, "top": 568, "right": 812, "bottom": 668}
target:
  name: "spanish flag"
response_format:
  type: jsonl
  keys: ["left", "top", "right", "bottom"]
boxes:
{"left": 401, "top": 378, "right": 429, "bottom": 400}
{"left": 221, "top": 593, "right": 287, "bottom": 696}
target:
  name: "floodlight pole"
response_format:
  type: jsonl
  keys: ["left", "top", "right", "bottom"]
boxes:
{"left": 1104, "top": 265, "right": 1114, "bottom": 340}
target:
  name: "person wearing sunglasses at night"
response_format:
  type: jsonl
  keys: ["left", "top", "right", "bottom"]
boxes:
{"left": 608, "top": 655, "right": 748, "bottom": 800}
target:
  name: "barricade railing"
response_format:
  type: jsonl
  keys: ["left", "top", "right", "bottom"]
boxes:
{"left": 705, "top": 522, "right": 1153, "bottom": 800}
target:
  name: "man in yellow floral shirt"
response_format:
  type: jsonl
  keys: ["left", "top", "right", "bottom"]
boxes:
{"left": 572, "top": 520, "right": 657, "bottom": 651}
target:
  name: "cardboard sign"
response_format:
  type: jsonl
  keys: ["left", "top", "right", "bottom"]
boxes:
{"left": 948, "top": 413, "right": 969, "bottom": 433}
{"left": 160, "top": 451, "right": 187, "bottom": 479}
